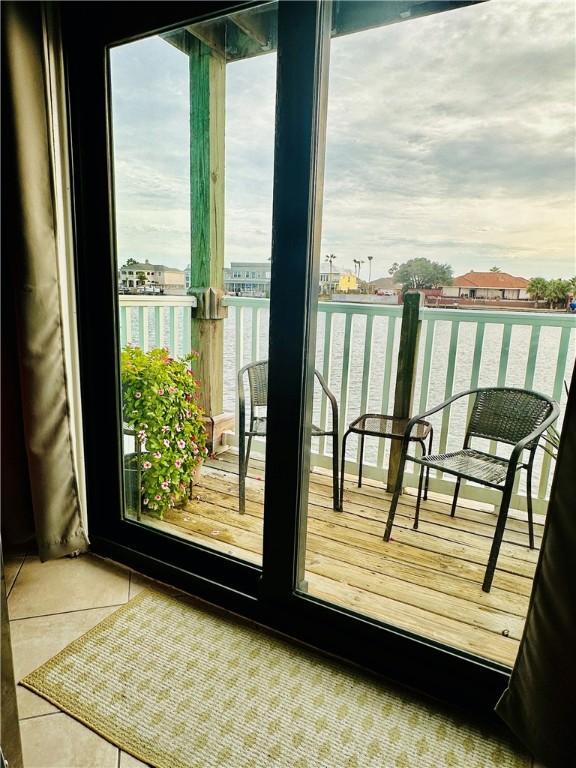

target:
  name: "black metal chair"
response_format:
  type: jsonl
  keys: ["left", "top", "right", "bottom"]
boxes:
{"left": 238, "top": 360, "right": 340, "bottom": 513}
{"left": 383, "top": 387, "right": 559, "bottom": 592}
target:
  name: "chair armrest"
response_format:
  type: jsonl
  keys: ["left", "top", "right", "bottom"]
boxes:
{"left": 314, "top": 370, "right": 339, "bottom": 423}
{"left": 400, "top": 389, "right": 479, "bottom": 444}
{"left": 509, "top": 402, "right": 560, "bottom": 467}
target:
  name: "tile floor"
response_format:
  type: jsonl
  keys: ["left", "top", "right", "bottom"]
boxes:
{"left": 6, "top": 551, "right": 543, "bottom": 768}
{"left": 6, "top": 552, "right": 156, "bottom": 768}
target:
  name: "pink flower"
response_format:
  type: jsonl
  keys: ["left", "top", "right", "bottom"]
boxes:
{"left": 169, "top": 387, "right": 177, "bottom": 394}
{"left": 163, "top": 439, "right": 170, "bottom": 447}
{"left": 155, "top": 494, "right": 161, "bottom": 501}
{"left": 177, "top": 439, "right": 186, "bottom": 450}
{"left": 161, "top": 481, "right": 170, "bottom": 490}
{"left": 143, "top": 498, "right": 149, "bottom": 506}
{"left": 142, "top": 460, "right": 152, "bottom": 469}
{"left": 174, "top": 459, "right": 182, "bottom": 468}
{"left": 137, "top": 430, "right": 147, "bottom": 441}
{"left": 135, "top": 392, "right": 142, "bottom": 399}
{"left": 175, "top": 423, "right": 182, "bottom": 432}
{"left": 185, "top": 410, "right": 192, "bottom": 418}
{"left": 157, "top": 388, "right": 165, "bottom": 395}
{"left": 153, "top": 452, "right": 161, "bottom": 459}
{"left": 161, "top": 425, "right": 170, "bottom": 433}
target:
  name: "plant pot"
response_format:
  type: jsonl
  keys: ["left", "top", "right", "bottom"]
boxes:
{"left": 123, "top": 452, "right": 143, "bottom": 518}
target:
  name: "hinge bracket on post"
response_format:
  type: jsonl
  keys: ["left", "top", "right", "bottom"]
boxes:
{"left": 191, "top": 287, "right": 228, "bottom": 320}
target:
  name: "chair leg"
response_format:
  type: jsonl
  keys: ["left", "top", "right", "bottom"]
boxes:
{"left": 244, "top": 437, "right": 253, "bottom": 478}
{"left": 424, "top": 428, "right": 433, "bottom": 501}
{"left": 413, "top": 465, "right": 425, "bottom": 530}
{"left": 384, "top": 448, "right": 408, "bottom": 542}
{"left": 339, "top": 431, "right": 350, "bottom": 512}
{"left": 450, "top": 479, "right": 461, "bottom": 517}
{"left": 332, "top": 432, "right": 340, "bottom": 512}
{"left": 483, "top": 485, "right": 513, "bottom": 593}
{"left": 526, "top": 463, "right": 535, "bottom": 550}
{"left": 239, "top": 432, "right": 246, "bottom": 515}
{"left": 358, "top": 435, "right": 365, "bottom": 488}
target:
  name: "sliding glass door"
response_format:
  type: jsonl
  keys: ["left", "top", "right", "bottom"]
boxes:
{"left": 65, "top": 0, "right": 573, "bottom": 712}
{"left": 297, "top": 0, "right": 575, "bottom": 672}
{"left": 108, "top": 5, "right": 279, "bottom": 568}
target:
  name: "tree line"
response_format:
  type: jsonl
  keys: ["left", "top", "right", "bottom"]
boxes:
{"left": 526, "top": 277, "right": 576, "bottom": 308}
{"left": 386, "top": 258, "right": 576, "bottom": 307}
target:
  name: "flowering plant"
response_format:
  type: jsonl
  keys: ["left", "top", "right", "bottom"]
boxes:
{"left": 121, "top": 347, "right": 208, "bottom": 518}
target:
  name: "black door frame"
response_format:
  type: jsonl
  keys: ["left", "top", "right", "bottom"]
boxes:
{"left": 63, "top": 0, "right": 512, "bottom": 718}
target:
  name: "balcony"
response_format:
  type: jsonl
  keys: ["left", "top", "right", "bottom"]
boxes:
{"left": 119, "top": 295, "right": 575, "bottom": 668}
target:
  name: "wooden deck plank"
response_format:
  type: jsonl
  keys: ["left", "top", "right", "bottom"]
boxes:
{"left": 212, "top": 451, "right": 544, "bottom": 544}
{"left": 136, "top": 451, "right": 540, "bottom": 668}
{"left": 172, "top": 479, "right": 532, "bottom": 615}
{"left": 197, "top": 471, "right": 538, "bottom": 582}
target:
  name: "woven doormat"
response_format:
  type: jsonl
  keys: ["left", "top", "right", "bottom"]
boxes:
{"left": 21, "top": 589, "right": 528, "bottom": 768}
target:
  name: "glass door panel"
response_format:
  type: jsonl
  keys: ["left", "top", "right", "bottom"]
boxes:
{"left": 298, "top": 0, "right": 574, "bottom": 668}
{"left": 109, "top": 4, "right": 278, "bottom": 565}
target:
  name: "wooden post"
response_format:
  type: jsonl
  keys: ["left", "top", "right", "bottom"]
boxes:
{"left": 187, "top": 35, "right": 232, "bottom": 452}
{"left": 387, "top": 291, "right": 422, "bottom": 492}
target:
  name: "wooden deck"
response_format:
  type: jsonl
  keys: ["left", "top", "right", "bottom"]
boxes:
{"left": 140, "top": 450, "right": 542, "bottom": 668}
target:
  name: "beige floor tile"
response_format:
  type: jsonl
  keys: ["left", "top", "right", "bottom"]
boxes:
{"left": 120, "top": 750, "right": 151, "bottom": 767}
{"left": 20, "top": 712, "right": 118, "bottom": 767}
{"left": 12, "top": 605, "right": 119, "bottom": 719}
{"left": 7, "top": 553, "right": 129, "bottom": 619}
{"left": 3, "top": 554, "right": 26, "bottom": 595}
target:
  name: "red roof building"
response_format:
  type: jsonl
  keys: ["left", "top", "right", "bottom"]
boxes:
{"left": 443, "top": 271, "right": 530, "bottom": 300}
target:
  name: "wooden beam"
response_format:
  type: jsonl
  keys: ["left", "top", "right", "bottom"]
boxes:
{"left": 332, "top": 1, "right": 485, "bottom": 37}
{"left": 188, "top": 37, "right": 225, "bottom": 419}
{"left": 186, "top": 21, "right": 226, "bottom": 57}
{"left": 387, "top": 292, "right": 422, "bottom": 492}
{"left": 164, "top": 1, "right": 483, "bottom": 64}
{"left": 229, "top": 9, "right": 272, "bottom": 48}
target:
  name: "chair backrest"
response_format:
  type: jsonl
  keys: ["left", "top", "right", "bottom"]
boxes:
{"left": 467, "top": 388, "right": 556, "bottom": 449}
{"left": 241, "top": 360, "right": 337, "bottom": 415}
{"left": 246, "top": 361, "right": 268, "bottom": 408}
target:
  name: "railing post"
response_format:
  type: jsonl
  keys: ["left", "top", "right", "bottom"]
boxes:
{"left": 387, "top": 291, "right": 422, "bottom": 492}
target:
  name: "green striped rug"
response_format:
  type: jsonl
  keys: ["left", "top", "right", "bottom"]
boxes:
{"left": 21, "top": 589, "right": 528, "bottom": 768}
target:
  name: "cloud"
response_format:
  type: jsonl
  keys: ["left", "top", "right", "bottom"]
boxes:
{"left": 109, "top": 0, "right": 575, "bottom": 278}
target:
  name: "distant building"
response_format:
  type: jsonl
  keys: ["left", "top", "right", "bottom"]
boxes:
{"left": 338, "top": 272, "right": 359, "bottom": 293}
{"left": 320, "top": 268, "right": 341, "bottom": 294}
{"left": 443, "top": 272, "right": 530, "bottom": 300}
{"left": 369, "top": 277, "right": 401, "bottom": 295}
{"left": 224, "top": 262, "right": 271, "bottom": 297}
{"left": 119, "top": 261, "right": 186, "bottom": 295}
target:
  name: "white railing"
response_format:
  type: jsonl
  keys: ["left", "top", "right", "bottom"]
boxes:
{"left": 120, "top": 295, "right": 576, "bottom": 514}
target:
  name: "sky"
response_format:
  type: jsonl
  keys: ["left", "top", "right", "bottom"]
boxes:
{"left": 110, "top": 0, "right": 575, "bottom": 281}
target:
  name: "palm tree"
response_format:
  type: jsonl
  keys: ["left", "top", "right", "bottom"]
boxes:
{"left": 527, "top": 277, "right": 548, "bottom": 304}
{"left": 489, "top": 266, "right": 501, "bottom": 272}
{"left": 367, "top": 256, "right": 373, "bottom": 289}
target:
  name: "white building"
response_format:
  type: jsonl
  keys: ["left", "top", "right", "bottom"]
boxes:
{"left": 119, "top": 261, "right": 186, "bottom": 295}
{"left": 224, "top": 262, "right": 271, "bottom": 297}
{"left": 320, "top": 268, "right": 341, "bottom": 294}
{"left": 443, "top": 271, "right": 530, "bottom": 300}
